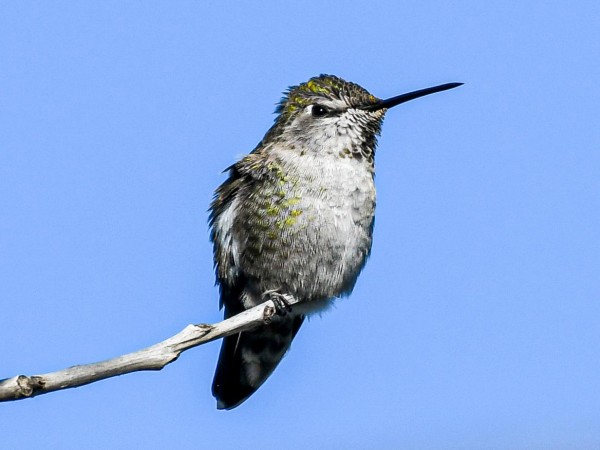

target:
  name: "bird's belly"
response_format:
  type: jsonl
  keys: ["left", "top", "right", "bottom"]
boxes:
{"left": 238, "top": 160, "right": 375, "bottom": 305}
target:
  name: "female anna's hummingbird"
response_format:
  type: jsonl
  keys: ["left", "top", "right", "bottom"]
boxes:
{"left": 209, "top": 74, "right": 461, "bottom": 409}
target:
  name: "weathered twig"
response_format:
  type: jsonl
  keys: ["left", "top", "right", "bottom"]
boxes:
{"left": 0, "top": 297, "right": 299, "bottom": 402}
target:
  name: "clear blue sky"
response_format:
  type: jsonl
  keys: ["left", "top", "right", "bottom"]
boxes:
{"left": 2, "top": 1, "right": 599, "bottom": 448}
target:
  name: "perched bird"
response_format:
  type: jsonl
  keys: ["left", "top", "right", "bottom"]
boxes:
{"left": 209, "top": 74, "right": 461, "bottom": 409}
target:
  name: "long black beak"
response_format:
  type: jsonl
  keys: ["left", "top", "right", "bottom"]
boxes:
{"left": 363, "top": 82, "right": 463, "bottom": 111}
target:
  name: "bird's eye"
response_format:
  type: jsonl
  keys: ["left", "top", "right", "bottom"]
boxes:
{"left": 311, "top": 104, "right": 329, "bottom": 117}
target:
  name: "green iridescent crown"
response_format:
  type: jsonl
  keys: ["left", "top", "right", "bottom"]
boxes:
{"left": 276, "top": 74, "right": 379, "bottom": 118}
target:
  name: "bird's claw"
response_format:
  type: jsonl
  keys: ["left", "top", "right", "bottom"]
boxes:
{"left": 263, "top": 290, "right": 293, "bottom": 316}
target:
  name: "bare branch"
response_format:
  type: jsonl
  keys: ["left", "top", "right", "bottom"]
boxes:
{"left": 0, "top": 297, "right": 299, "bottom": 402}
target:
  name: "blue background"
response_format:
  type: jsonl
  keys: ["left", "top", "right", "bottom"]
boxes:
{"left": 2, "top": 1, "right": 599, "bottom": 448}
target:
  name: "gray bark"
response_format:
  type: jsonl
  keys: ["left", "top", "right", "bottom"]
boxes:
{"left": 0, "top": 297, "right": 297, "bottom": 402}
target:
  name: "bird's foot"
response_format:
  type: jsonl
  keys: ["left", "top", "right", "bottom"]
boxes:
{"left": 262, "top": 290, "right": 293, "bottom": 316}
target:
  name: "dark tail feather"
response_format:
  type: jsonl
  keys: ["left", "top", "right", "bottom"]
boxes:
{"left": 212, "top": 314, "right": 304, "bottom": 410}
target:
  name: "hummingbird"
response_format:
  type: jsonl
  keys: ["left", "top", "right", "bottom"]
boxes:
{"left": 209, "top": 74, "right": 462, "bottom": 409}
